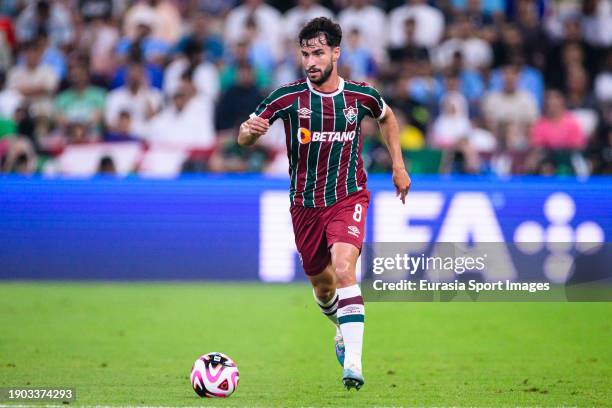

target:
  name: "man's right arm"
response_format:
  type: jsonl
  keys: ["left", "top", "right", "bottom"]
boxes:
{"left": 237, "top": 115, "right": 270, "bottom": 147}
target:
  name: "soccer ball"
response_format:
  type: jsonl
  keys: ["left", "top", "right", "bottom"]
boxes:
{"left": 190, "top": 352, "right": 239, "bottom": 398}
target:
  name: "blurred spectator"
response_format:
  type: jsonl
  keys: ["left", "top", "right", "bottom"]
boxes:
{"left": 7, "top": 40, "right": 59, "bottom": 120}
{"left": 587, "top": 101, "right": 612, "bottom": 174}
{"left": 339, "top": 29, "right": 377, "bottom": 82}
{"left": 0, "top": 16, "right": 14, "bottom": 72}
{"left": 36, "top": 30, "right": 67, "bottom": 81}
{"left": 489, "top": 51, "right": 544, "bottom": 108}
{"left": 387, "top": 74, "right": 429, "bottom": 136}
{"left": 531, "top": 90, "right": 586, "bottom": 150}
{"left": 124, "top": 0, "right": 181, "bottom": 45}
{"left": 104, "top": 111, "right": 140, "bottom": 142}
{"left": 146, "top": 80, "right": 216, "bottom": 150}
{"left": 595, "top": 50, "right": 612, "bottom": 102}
{"left": 220, "top": 40, "right": 272, "bottom": 91}
{"left": 338, "top": 0, "right": 387, "bottom": 63}
{"left": 0, "top": 71, "right": 23, "bottom": 120}
{"left": 580, "top": 0, "right": 612, "bottom": 48}
{"left": 243, "top": 13, "right": 277, "bottom": 74}
{"left": 97, "top": 155, "right": 117, "bottom": 175}
{"left": 492, "top": 24, "right": 525, "bottom": 68}
{"left": 482, "top": 65, "right": 538, "bottom": 150}
{"left": 437, "top": 52, "right": 485, "bottom": 113}
{"left": 430, "top": 91, "right": 471, "bottom": 149}
{"left": 433, "top": 17, "right": 492, "bottom": 71}
{"left": 216, "top": 63, "right": 264, "bottom": 132}
{"left": 284, "top": 0, "right": 333, "bottom": 42}
{"left": 274, "top": 42, "right": 302, "bottom": 86}
{"left": 515, "top": 0, "right": 548, "bottom": 72}
{"left": 224, "top": 0, "right": 284, "bottom": 63}
{"left": 55, "top": 65, "right": 106, "bottom": 129}
{"left": 76, "top": 14, "right": 120, "bottom": 83}
{"left": 105, "top": 62, "right": 163, "bottom": 137}
{"left": 389, "top": 0, "right": 444, "bottom": 49}
{"left": 54, "top": 63, "right": 106, "bottom": 133}
{"left": 174, "top": 12, "right": 224, "bottom": 64}
{"left": 361, "top": 117, "right": 392, "bottom": 173}
{"left": 2, "top": 137, "right": 37, "bottom": 174}
{"left": 16, "top": 0, "right": 74, "bottom": 47}
{"left": 115, "top": 14, "right": 170, "bottom": 67}
{"left": 164, "top": 39, "right": 220, "bottom": 100}
{"left": 388, "top": 17, "right": 429, "bottom": 63}
{"left": 406, "top": 59, "right": 443, "bottom": 113}
{"left": 565, "top": 65, "right": 599, "bottom": 138}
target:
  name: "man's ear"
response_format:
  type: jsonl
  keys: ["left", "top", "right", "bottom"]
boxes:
{"left": 333, "top": 46, "right": 341, "bottom": 63}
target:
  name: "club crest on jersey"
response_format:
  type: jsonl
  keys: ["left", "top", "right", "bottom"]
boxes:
{"left": 297, "top": 107, "right": 312, "bottom": 119}
{"left": 343, "top": 105, "right": 358, "bottom": 124}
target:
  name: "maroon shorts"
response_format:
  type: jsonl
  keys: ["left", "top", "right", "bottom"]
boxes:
{"left": 290, "top": 189, "right": 370, "bottom": 276}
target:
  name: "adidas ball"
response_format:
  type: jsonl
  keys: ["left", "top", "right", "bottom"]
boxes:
{"left": 190, "top": 352, "right": 239, "bottom": 398}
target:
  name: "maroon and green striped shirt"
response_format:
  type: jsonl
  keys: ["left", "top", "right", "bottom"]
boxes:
{"left": 251, "top": 77, "right": 387, "bottom": 208}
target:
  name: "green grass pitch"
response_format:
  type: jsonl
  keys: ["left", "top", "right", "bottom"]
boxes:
{"left": 0, "top": 282, "right": 610, "bottom": 407}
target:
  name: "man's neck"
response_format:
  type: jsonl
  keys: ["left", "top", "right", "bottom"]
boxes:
{"left": 311, "top": 73, "right": 341, "bottom": 94}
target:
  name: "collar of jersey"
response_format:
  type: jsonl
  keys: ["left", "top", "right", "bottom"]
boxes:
{"left": 306, "top": 77, "right": 345, "bottom": 97}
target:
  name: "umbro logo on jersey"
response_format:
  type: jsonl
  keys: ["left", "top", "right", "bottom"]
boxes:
{"left": 343, "top": 105, "right": 358, "bottom": 124}
{"left": 348, "top": 225, "right": 360, "bottom": 237}
{"left": 297, "top": 107, "right": 312, "bottom": 119}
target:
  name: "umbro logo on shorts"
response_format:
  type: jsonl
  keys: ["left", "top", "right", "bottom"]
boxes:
{"left": 348, "top": 225, "right": 360, "bottom": 237}
{"left": 297, "top": 107, "right": 312, "bottom": 119}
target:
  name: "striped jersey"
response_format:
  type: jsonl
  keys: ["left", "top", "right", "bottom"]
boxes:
{"left": 251, "top": 77, "right": 387, "bottom": 208}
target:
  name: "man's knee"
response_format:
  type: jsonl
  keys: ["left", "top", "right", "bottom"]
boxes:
{"left": 331, "top": 243, "right": 359, "bottom": 286}
{"left": 310, "top": 264, "right": 337, "bottom": 301}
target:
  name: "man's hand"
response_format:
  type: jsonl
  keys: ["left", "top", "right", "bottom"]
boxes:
{"left": 392, "top": 165, "right": 411, "bottom": 204}
{"left": 237, "top": 116, "right": 270, "bottom": 146}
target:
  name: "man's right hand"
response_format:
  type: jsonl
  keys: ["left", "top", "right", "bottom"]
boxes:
{"left": 238, "top": 116, "right": 270, "bottom": 146}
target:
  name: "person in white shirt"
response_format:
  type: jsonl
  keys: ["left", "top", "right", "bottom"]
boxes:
{"left": 389, "top": 0, "right": 444, "bottom": 49}
{"left": 7, "top": 40, "right": 58, "bottom": 118}
{"left": 146, "top": 80, "right": 216, "bottom": 150}
{"left": 483, "top": 65, "right": 539, "bottom": 150}
{"left": 105, "top": 62, "right": 163, "bottom": 137}
{"left": 224, "top": 0, "right": 284, "bottom": 62}
{"left": 123, "top": 0, "right": 181, "bottom": 44}
{"left": 164, "top": 39, "right": 220, "bottom": 101}
{"left": 338, "top": 0, "right": 387, "bottom": 63}
{"left": 284, "top": 0, "right": 334, "bottom": 42}
{"left": 432, "top": 18, "right": 492, "bottom": 71}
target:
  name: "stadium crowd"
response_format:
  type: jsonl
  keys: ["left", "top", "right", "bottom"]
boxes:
{"left": 0, "top": 0, "right": 611, "bottom": 177}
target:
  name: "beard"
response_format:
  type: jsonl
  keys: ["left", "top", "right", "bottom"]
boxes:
{"left": 307, "top": 62, "right": 334, "bottom": 85}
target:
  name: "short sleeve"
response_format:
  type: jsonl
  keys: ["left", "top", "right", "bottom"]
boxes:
{"left": 362, "top": 85, "right": 387, "bottom": 120}
{"left": 251, "top": 88, "right": 290, "bottom": 125}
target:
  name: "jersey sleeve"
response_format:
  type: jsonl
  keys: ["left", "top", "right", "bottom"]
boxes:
{"left": 362, "top": 85, "right": 387, "bottom": 121}
{"left": 250, "top": 88, "right": 289, "bottom": 124}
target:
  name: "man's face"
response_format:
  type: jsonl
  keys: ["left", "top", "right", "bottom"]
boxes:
{"left": 127, "top": 66, "right": 144, "bottom": 88}
{"left": 300, "top": 35, "right": 338, "bottom": 85}
{"left": 502, "top": 67, "right": 518, "bottom": 93}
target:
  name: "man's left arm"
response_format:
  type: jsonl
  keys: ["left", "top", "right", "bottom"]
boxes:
{"left": 377, "top": 106, "right": 411, "bottom": 204}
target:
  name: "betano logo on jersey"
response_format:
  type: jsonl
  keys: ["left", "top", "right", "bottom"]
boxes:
{"left": 297, "top": 127, "right": 356, "bottom": 144}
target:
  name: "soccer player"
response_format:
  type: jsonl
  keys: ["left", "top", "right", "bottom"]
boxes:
{"left": 238, "top": 17, "right": 411, "bottom": 390}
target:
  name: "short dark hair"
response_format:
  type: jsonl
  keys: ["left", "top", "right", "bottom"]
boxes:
{"left": 298, "top": 17, "right": 342, "bottom": 48}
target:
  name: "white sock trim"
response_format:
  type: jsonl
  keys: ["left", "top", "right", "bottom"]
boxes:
{"left": 337, "top": 284, "right": 361, "bottom": 299}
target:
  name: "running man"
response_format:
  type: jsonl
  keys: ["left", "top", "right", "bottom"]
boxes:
{"left": 237, "top": 17, "right": 411, "bottom": 390}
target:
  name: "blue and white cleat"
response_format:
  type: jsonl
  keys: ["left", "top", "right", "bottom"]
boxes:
{"left": 334, "top": 329, "right": 345, "bottom": 367}
{"left": 342, "top": 367, "right": 365, "bottom": 390}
